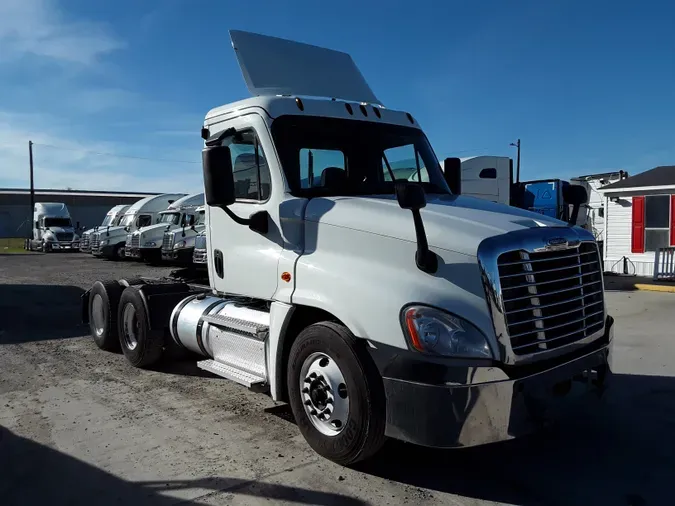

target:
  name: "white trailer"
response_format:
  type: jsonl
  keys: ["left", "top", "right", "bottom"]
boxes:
{"left": 90, "top": 193, "right": 186, "bottom": 260}
{"left": 83, "top": 30, "right": 614, "bottom": 466}
{"left": 79, "top": 205, "right": 130, "bottom": 253}
{"left": 27, "top": 202, "right": 79, "bottom": 252}
{"left": 126, "top": 193, "right": 204, "bottom": 263}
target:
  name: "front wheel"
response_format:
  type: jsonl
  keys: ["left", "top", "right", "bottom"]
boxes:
{"left": 287, "top": 322, "right": 386, "bottom": 466}
{"left": 113, "top": 243, "right": 125, "bottom": 260}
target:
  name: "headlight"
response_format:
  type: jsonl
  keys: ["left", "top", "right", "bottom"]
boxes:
{"left": 45, "top": 235, "right": 56, "bottom": 242}
{"left": 100, "top": 239, "right": 109, "bottom": 246}
{"left": 174, "top": 240, "right": 187, "bottom": 249}
{"left": 143, "top": 241, "right": 157, "bottom": 247}
{"left": 401, "top": 305, "right": 492, "bottom": 359}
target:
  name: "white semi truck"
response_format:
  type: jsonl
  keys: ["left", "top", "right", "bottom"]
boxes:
{"left": 161, "top": 205, "right": 207, "bottom": 265}
{"left": 82, "top": 30, "right": 613, "bottom": 466}
{"left": 192, "top": 230, "right": 208, "bottom": 267}
{"left": 79, "top": 205, "right": 130, "bottom": 253}
{"left": 91, "top": 193, "right": 186, "bottom": 260}
{"left": 27, "top": 202, "right": 80, "bottom": 252}
{"left": 126, "top": 193, "right": 204, "bottom": 263}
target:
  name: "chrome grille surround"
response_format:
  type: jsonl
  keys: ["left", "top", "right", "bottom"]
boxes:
{"left": 162, "top": 231, "right": 174, "bottom": 250}
{"left": 80, "top": 232, "right": 91, "bottom": 251}
{"left": 130, "top": 233, "right": 140, "bottom": 248}
{"left": 477, "top": 226, "right": 605, "bottom": 365}
{"left": 90, "top": 232, "right": 101, "bottom": 252}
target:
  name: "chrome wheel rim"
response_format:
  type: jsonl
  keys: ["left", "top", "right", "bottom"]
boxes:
{"left": 299, "top": 352, "right": 349, "bottom": 436}
{"left": 122, "top": 303, "right": 139, "bottom": 351}
{"left": 91, "top": 294, "right": 105, "bottom": 337}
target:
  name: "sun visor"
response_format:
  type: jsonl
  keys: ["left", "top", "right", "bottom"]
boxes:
{"left": 230, "top": 30, "right": 382, "bottom": 106}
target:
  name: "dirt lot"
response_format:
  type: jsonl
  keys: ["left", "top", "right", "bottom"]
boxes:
{"left": 1, "top": 253, "right": 674, "bottom": 505}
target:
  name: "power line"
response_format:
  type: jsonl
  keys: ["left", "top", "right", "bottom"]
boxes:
{"left": 32, "top": 142, "right": 201, "bottom": 165}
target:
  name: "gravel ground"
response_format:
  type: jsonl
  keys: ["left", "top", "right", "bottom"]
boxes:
{"left": 1, "top": 252, "right": 674, "bottom": 506}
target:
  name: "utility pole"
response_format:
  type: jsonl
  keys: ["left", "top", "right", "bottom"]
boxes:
{"left": 510, "top": 139, "right": 521, "bottom": 183}
{"left": 28, "top": 140, "right": 35, "bottom": 239}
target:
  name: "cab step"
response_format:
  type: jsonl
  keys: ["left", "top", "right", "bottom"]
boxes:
{"left": 197, "top": 359, "right": 266, "bottom": 388}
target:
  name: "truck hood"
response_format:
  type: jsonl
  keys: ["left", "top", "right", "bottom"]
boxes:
{"left": 305, "top": 194, "right": 570, "bottom": 257}
{"left": 96, "top": 225, "right": 127, "bottom": 239}
{"left": 139, "top": 223, "right": 174, "bottom": 238}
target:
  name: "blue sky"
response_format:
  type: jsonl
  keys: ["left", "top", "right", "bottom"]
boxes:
{"left": 1, "top": 0, "right": 673, "bottom": 191}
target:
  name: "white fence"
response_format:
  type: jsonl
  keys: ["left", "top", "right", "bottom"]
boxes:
{"left": 654, "top": 247, "right": 675, "bottom": 281}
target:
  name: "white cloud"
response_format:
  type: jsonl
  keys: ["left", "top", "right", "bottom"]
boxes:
{"left": 0, "top": 112, "right": 202, "bottom": 193}
{"left": 0, "top": 0, "right": 122, "bottom": 65}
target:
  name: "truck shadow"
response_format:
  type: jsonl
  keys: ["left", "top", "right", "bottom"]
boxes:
{"left": 0, "top": 425, "right": 367, "bottom": 506}
{"left": 356, "top": 372, "right": 675, "bottom": 505}
{"left": 0, "top": 284, "right": 86, "bottom": 344}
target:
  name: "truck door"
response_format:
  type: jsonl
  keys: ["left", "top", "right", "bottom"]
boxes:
{"left": 206, "top": 113, "right": 286, "bottom": 300}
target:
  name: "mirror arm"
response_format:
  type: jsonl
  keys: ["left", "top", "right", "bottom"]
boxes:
{"left": 220, "top": 206, "right": 269, "bottom": 235}
{"left": 410, "top": 210, "right": 438, "bottom": 274}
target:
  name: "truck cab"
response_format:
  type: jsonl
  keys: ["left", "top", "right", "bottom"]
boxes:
{"left": 83, "top": 30, "right": 613, "bottom": 467}
{"left": 127, "top": 193, "right": 204, "bottom": 263}
{"left": 79, "top": 205, "right": 130, "bottom": 253}
{"left": 91, "top": 193, "right": 186, "bottom": 260}
{"left": 161, "top": 205, "right": 206, "bottom": 264}
{"left": 28, "top": 203, "right": 79, "bottom": 252}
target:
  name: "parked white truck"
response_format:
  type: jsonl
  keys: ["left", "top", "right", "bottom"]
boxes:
{"left": 126, "top": 193, "right": 204, "bottom": 263}
{"left": 79, "top": 205, "right": 130, "bottom": 253}
{"left": 192, "top": 230, "right": 208, "bottom": 267}
{"left": 91, "top": 193, "right": 186, "bottom": 260}
{"left": 82, "top": 30, "right": 613, "bottom": 466}
{"left": 27, "top": 202, "right": 80, "bottom": 252}
{"left": 161, "top": 205, "right": 207, "bottom": 265}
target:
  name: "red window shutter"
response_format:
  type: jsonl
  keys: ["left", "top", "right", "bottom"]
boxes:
{"left": 670, "top": 195, "right": 675, "bottom": 246}
{"left": 631, "top": 196, "right": 645, "bottom": 253}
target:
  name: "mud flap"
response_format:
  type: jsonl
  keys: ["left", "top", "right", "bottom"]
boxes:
{"left": 81, "top": 289, "right": 91, "bottom": 324}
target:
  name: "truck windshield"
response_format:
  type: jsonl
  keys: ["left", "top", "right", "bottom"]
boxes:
{"left": 120, "top": 214, "right": 135, "bottom": 227}
{"left": 159, "top": 212, "right": 181, "bottom": 225}
{"left": 44, "top": 217, "right": 71, "bottom": 227}
{"left": 112, "top": 214, "right": 125, "bottom": 226}
{"left": 101, "top": 215, "right": 113, "bottom": 226}
{"left": 271, "top": 115, "right": 450, "bottom": 197}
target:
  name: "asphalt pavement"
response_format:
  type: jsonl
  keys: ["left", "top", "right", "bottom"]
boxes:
{"left": 1, "top": 252, "right": 674, "bottom": 505}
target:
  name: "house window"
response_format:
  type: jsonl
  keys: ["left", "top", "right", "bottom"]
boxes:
{"left": 644, "top": 195, "right": 671, "bottom": 251}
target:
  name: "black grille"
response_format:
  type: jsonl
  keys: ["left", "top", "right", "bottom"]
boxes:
{"left": 55, "top": 232, "right": 73, "bottom": 242}
{"left": 497, "top": 242, "right": 605, "bottom": 356}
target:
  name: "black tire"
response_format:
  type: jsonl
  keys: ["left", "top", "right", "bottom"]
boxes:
{"left": 287, "top": 322, "right": 387, "bottom": 466}
{"left": 119, "top": 277, "right": 145, "bottom": 288}
{"left": 113, "top": 243, "right": 125, "bottom": 261}
{"left": 88, "top": 280, "right": 123, "bottom": 352}
{"left": 117, "top": 286, "right": 164, "bottom": 368}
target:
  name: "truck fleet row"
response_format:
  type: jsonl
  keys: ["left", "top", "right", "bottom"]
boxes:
{"left": 80, "top": 31, "right": 613, "bottom": 466}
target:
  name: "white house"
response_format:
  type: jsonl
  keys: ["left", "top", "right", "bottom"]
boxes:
{"left": 571, "top": 171, "right": 628, "bottom": 243}
{"left": 600, "top": 165, "right": 675, "bottom": 276}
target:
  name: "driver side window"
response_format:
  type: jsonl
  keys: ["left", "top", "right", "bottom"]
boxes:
{"left": 223, "top": 129, "right": 271, "bottom": 201}
{"left": 382, "top": 144, "right": 430, "bottom": 183}
{"left": 137, "top": 215, "right": 152, "bottom": 227}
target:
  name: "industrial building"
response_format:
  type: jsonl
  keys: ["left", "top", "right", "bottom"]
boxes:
{"left": 0, "top": 188, "right": 157, "bottom": 238}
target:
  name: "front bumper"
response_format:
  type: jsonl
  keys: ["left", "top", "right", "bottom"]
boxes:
{"left": 161, "top": 247, "right": 194, "bottom": 264}
{"left": 46, "top": 241, "right": 78, "bottom": 251}
{"left": 127, "top": 246, "right": 141, "bottom": 259}
{"left": 382, "top": 315, "right": 614, "bottom": 448}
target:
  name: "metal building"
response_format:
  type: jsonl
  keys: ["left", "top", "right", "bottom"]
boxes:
{"left": 0, "top": 188, "right": 157, "bottom": 238}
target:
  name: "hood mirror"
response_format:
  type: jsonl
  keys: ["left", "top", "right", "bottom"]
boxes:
{"left": 395, "top": 181, "right": 438, "bottom": 274}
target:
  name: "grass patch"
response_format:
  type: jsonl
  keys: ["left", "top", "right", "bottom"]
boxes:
{"left": 0, "top": 237, "right": 33, "bottom": 254}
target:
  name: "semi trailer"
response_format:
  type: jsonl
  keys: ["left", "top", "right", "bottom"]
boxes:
{"left": 90, "top": 193, "right": 186, "bottom": 260}
{"left": 82, "top": 30, "right": 613, "bottom": 466}
{"left": 126, "top": 193, "right": 204, "bottom": 263}
{"left": 79, "top": 205, "right": 130, "bottom": 253}
{"left": 26, "top": 202, "right": 80, "bottom": 252}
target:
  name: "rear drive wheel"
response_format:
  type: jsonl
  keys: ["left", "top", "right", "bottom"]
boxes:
{"left": 287, "top": 322, "right": 386, "bottom": 465}
{"left": 88, "top": 280, "right": 123, "bottom": 352}
{"left": 117, "top": 286, "right": 164, "bottom": 368}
